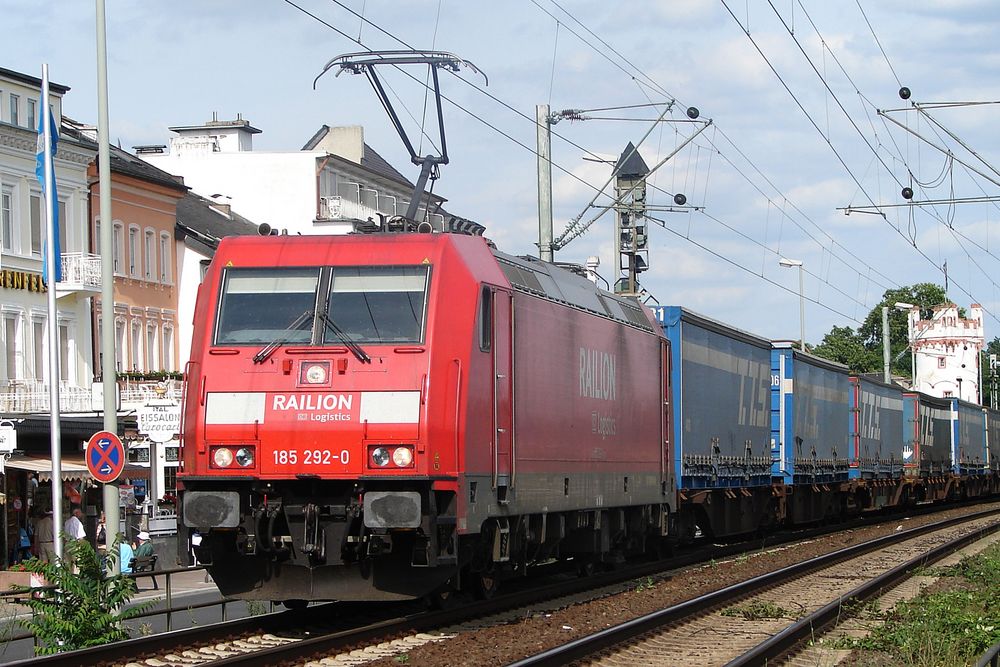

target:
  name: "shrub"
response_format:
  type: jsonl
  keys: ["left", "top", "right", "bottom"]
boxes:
{"left": 14, "top": 535, "right": 157, "bottom": 654}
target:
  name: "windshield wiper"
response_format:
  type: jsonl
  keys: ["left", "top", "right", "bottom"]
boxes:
{"left": 318, "top": 311, "right": 372, "bottom": 364}
{"left": 252, "top": 310, "right": 314, "bottom": 364}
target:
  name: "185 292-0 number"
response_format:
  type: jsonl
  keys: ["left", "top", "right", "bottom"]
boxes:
{"left": 272, "top": 449, "right": 350, "bottom": 465}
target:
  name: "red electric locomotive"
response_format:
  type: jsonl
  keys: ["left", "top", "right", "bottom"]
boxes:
{"left": 181, "top": 232, "right": 672, "bottom": 604}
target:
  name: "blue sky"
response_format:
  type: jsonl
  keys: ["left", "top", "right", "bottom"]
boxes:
{"left": 8, "top": 1, "right": 1000, "bottom": 344}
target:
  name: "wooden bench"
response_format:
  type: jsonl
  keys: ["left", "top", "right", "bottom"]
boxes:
{"left": 128, "top": 555, "right": 158, "bottom": 589}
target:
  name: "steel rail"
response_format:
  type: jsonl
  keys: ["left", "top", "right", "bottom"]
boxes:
{"left": 7, "top": 501, "right": 994, "bottom": 666}
{"left": 1, "top": 604, "right": 334, "bottom": 667}
{"left": 728, "top": 519, "right": 1000, "bottom": 666}
{"left": 509, "top": 506, "right": 1000, "bottom": 667}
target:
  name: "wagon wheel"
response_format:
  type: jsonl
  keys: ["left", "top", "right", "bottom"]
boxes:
{"left": 427, "top": 578, "right": 460, "bottom": 609}
{"left": 474, "top": 566, "right": 500, "bottom": 599}
{"left": 575, "top": 558, "right": 596, "bottom": 578}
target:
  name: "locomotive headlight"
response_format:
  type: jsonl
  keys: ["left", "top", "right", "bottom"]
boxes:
{"left": 235, "top": 447, "right": 255, "bottom": 467}
{"left": 212, "top": 447, "right": 234, "bottom": 468}
{"left": 303, "top": 362, "right": 328, "bottom": 384}
{"left": 371, "top": 447, "right": 391, "bottom": 467}
{"left": 392, "top": 446, "right": 413, "bottom": 467}
{"left": 299, "top": 361, "right": 331, "bottom": 385}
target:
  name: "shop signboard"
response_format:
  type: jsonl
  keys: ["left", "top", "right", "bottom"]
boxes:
{"left": 137, "top": 400, "right": 181, "bottom": 444}
{"left": 0, "top": 420, "right": 17, "bottom": 453}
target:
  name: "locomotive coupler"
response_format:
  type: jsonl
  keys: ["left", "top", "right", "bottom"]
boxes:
{"left": 302, "top": 503, "right": 327, "bottom": 563}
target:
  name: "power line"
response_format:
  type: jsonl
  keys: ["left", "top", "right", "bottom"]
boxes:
{"left": 294, "top": 0, "right": 911, "bottom": 323}
{"left": 855, "top": 0, "right": 902, "bottom": 88}
{"left": 532, "top": 0, "right": 903, "bottom": 300}
{"left": 730, "top": 0, "right": 996, "bottom": 322}
{"left": 647, "top": 213, "right": 862, "bottom": 324}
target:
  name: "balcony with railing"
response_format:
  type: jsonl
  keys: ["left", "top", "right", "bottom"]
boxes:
{"left": 318, "top": 195, "right": 382, "bottom": 223}
{"left": 0, "top": 377, "right": 184, "bottom": 415}
{"left": 0, "top": 380, "right": 94, "bottom": 414}
{"left": 118, "top": 378, "right": 183, "bottom": 410}
{"left": 56, "top": 252, "right": 102, "bottom": 295}
{"left": 317, "top": 195, "right": 446, "bottom": 230}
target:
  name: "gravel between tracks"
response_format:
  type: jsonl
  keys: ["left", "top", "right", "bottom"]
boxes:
{"left": 361, "top": 502, "right": 1000, "bottom": 667}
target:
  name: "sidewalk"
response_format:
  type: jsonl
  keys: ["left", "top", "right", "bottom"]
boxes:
{"left": 131, "top": 564, "right": 220, "bottom": 600}
{"left": 0, "top": 565, "right": 221, "bottom": 620}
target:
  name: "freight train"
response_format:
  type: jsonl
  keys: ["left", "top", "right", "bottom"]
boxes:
{"left": 179, "top": 232, "right": 1000, "bottom": 606}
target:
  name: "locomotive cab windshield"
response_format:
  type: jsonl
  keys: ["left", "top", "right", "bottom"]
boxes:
{"left": 215, "top": 265, "right": 430, "bottom": 347}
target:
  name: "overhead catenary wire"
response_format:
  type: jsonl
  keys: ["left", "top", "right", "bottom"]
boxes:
{"left": 533, "top": 0, "right": 902, "bottom": 298}
{"left": 731, "top": 0, "right": 996, "bottom": 322}
{"left": 646, "top": 213, "right": 862, "bottom": 325}
{"left": 792, "top": 0, "right": 1000, "bottom": 295}
{"left": 292, "top": 0, "right": 916, "bottom": 324}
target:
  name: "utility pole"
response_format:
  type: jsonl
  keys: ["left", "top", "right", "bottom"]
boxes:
{"left": 991, "top": 354, "right": 998, "bottom": 410}
{"left": 882, "top": 306, "right": 891, "bottom": 383}
{"left": 614, "top": 142, "right": 649, "bottom": 295}
{"left": 537, "top": 105, "right": 553, "bottom": 262}
{"left": 97, "top": 0, "right": 120, "bottom": 573}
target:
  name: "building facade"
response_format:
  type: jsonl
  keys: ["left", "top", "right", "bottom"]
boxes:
{"left": 0, "top": 68, "right": 98, "bottom": 420}
{"left": 140, "top": 117, "right": 455, "bottom": 235}
{"left": 87, "top": 144, "right": 187, "bottom": 379}
{"left": 907, "top": 302, "right": 984, "bottom": 403}
{"left": 173, "top": 191, "right": 259, "bottom": 368}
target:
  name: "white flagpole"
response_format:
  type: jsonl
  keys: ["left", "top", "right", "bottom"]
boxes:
{"left": 41, "top": 64, "right": 64, "bottom": 561}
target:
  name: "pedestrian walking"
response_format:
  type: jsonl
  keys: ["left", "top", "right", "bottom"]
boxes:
{"left": 34, "top": 508, "right": 55, "bottom": 562}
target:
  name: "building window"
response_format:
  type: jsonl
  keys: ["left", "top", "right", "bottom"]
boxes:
{"left": 27, "top": 98, "right": 36, "bottom": 131}
{"left": 162, "top": 325, "right": 174, "bottom": 371}
{"left": 115, "top": 320, "right": 126, "bottom": 372}
{"left": 3, "top": 315, "right": 19, "bottom": 381}
{"left": 59, "top": 323, "right": 70, "bottom": 382}
{"left": 1, "top": 188, "right": 12, "bottom": 252}
{"left": 58, "top": 200, "right": 67, "bottom": 255}
{"left": 113, "top": 223, "right": 124, "bottom": 274}
{"left": 131, "top": 322, "right": 142, "bottom": 371}
{"left": 128, "top": 225, "right": 140, "bottom": 277}
{"left": 146, "top": 323, "right": 158, "bottom": 371}
{"left": 159, "top": 233, "right": 171, "bottom": 283}
{"left": 32, "top": 320, "right": 45, "bottom": 379}
{"left": 30, "top": 194, "right": 42, "bottom": 256}
{"left": 144, "top": 229, "right": 155, "bottom": 281}
{"left": 9, "top": 94, "right": 19, "bottom": 126}
{"left": 95, "top": 221, "right": 101, "bottom": 255}
{"left": 938, "top": 357, "right": 946, "bottom": 369}
{"left": 163, "top": 466, "right": 178, "bottom": 497}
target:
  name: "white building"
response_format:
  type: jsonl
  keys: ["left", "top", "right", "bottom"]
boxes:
{"left": 906, "top": 302, "right": 984, "bottom": 403}
{"left": 0, "top": 67, "right": 99, "bottom": 418}
{"left": 173, "top": 191, "right": 259, "bottom": 368}
{"left": 140, "top": 117, "right": 467, "bottom": 236}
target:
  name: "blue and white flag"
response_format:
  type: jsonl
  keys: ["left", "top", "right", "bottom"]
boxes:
{"left": 35, "top": 111, "right": 61, "bottom": 283}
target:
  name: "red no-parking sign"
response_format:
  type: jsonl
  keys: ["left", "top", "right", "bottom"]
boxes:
{"left": 86, "top": 430, "right": 126, "bottom": 484}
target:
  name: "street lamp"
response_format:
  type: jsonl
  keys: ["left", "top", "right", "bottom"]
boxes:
{"left": 779, "top": 258, "right": 805, "bottom": 351}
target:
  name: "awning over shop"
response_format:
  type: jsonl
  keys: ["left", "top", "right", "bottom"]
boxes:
{"left": 3, "top": 455, "right": 150, "bottom": 482}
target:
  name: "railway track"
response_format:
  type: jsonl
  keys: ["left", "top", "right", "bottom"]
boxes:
{"left": 510, "top": 507, "right": 1000, "bottom": 667}
{"left": 8, "top": 502, "right": 999, "bottom": 667}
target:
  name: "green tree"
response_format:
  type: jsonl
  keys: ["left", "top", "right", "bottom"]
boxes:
{"left": 982, "top": 336, "right": 1000, "bottom": 408}
{"left": 810, "top": 325, "right": 876, "bottom": 373}
{"left": 15, "top": 536, "right": 156, "bottom": 655}
{"left": 812, "top": 283, "right": 949, "bottom": 379}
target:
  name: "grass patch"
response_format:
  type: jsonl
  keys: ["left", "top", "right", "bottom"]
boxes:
{"left": 839, "top": 541, "right": 1000, "bottom": 666}
{"left": 633, "top": 576, "right": 656, "bottom": 592}
{"left": 720, "top": 600, "right": 789, "bottom": 620}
